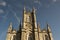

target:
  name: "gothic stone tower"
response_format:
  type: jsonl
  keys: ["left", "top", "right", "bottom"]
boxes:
{"left": 21, "top": 7, "right": 39, "bottom": 40}
{"left": 6, "top": 22, "right": 16, "bottom": 40}
{"left": 6, "top": 7, "right": 53, "bottom": 40}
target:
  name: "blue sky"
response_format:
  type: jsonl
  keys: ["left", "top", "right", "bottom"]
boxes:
{"left": 0, "top": 0, "right": 60, "bottom": 40}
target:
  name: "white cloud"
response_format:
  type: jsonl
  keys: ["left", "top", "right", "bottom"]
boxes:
{"left": 7, "top": 4, "right": 20, "bottom": 23}
{"left": 33, "top": 0, "right": 43, "bottom": 9}
{"left": 34, "top": 0, "right": 40, "bottom": 4}
{"left": 53, "top": 0, "right": 57, "bottom": 2}
{"left": 0, "top": 1, "right": 6, "bottom": 6}
{"left": 11, "top": 10, "right": 20, "bottom": 23}
{"left": 14, "top": 12, "right": 20, "bottom": 23}
{"left": 44, "top": 4, "right": 50, "bottom": 8}
{"left": 1, "top": 10, "right": 9, "bottom": 24}
{"left": 53, "top": 0, "right": 60, "bottom": 2}
{"left": 0, "top": 9, "right": 4, "bottom": 13}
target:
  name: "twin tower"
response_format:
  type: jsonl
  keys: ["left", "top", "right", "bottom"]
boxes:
{"left": 6, "top": 7, "right": 53, "bottom": 40}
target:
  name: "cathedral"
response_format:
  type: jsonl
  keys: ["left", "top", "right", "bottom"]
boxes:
{"left": 6, "top": 7, "right": 53, "bottom": 40}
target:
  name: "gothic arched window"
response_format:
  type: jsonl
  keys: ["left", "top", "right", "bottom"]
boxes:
{"left": 45, "top": 35, "right": 49, "bottom": 40}
{"left": 13, "top": 35, "right": 16, "bottom": 40}
{"left": 27, "top": 33, "right": 33, "bottom": 40}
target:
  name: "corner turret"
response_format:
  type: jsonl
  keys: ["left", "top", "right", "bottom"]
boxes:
{"left": 23, "top": 6, "right": 26, "bottom": 14}
{"left": 47, "top": 24, "right": 51, "bottom": 32}
{"left": 37, "top": 23, "right": 41, "bottom": 32}
{"left": 8, "top": 22, "right": 13, "bottom": 33}
{"left": 32, "top": 7, "right": 36, "bottom": 14}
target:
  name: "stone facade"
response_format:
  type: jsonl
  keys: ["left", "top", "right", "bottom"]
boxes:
{"left": 6, "top": 7, "right": 53, "bottom": 40}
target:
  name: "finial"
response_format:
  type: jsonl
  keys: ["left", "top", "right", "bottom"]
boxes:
{"left": 9, "top": 22, "right": 12, "bottom": 28}
{"left": 32, "top": 7, "right": 35, "bottom": 13}
{"left": 10, "top": 22, "right": 12, "bottom": 25}
{"left": 37, "top": 22, "right": 40, "bottom": 27}
{"left": 23, "top": 6, "right": 26, "bottom": 13}
{"left": 32, "top": 7, "right": 37, "bottom": 13}
{"left": 24, "top": 6, "right": 26, "bottom": 10}
{"left": 8, "top": 22, "right": 13, "bottom": 32}
{"left": 47, "top": 24, "right": 51, "bottom": 32}
{"left": 37, "top": 23, "right": 41, "bottom": 32}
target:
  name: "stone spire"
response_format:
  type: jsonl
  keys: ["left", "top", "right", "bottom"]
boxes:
{"left": 32, "top": 7, "right": 37, "bottom": 28}
{"left": 47, "top": 24, "right": 52, "bottom": 40}
{"left": 47, "top": 24, "right": 51, "bottom": 32}
{"left": 8, "top": 22, "right": 13, "bottom": 32}
{"left": 23, "top": 6, "right": 26, "bottom": 14}
{"left": 37, "top": 23, "right": 41, "bottom": 32}
{"left": 32, "top": 7, "right": 36, "bottom": 14}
